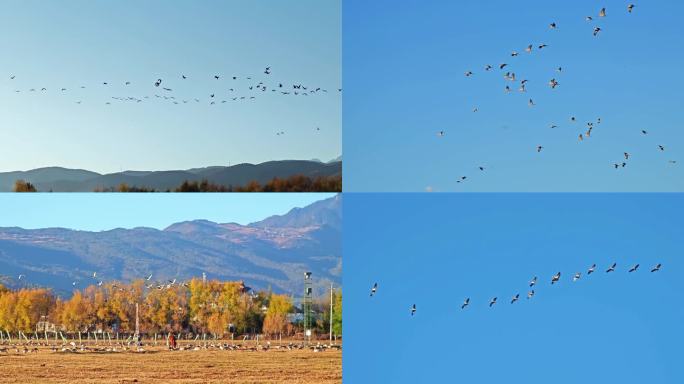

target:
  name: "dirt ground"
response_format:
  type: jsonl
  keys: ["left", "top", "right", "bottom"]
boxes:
{"left": 0, "top": 343, "right": 341, "bottom": 384}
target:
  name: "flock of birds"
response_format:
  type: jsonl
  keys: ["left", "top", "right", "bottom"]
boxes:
{"left": 439, "top": 4, "right": 679, "bottom": 186}
{"left": 368, "top": 262, "right": 662, "bottom": 315}
{"left": 3, "top": 65, "right": 341, "bottom": 136}
{"left": 15, "top": 271, "right": 260, "bottom": 298}
{"left": 0, "top": 339, "right": 339, "bottom": 355}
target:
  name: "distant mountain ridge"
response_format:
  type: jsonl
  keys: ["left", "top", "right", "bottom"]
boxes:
{"left": 0, "top": 160, "right": 342, "bottom": 192}
{"left": 0, "top": 196, "right": 341, "bottom": 296}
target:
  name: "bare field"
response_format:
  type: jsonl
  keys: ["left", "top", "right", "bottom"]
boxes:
{"left": 0, "top": 343, "right": 341, "bottom": 384}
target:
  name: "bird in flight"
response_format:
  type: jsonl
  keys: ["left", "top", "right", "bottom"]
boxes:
{"left": 529, "top": 276, "right": 537, "bottom": 287}
{"left": 549, "top": 22, "right": 557, "bottom": 29}
{"left": 573, "top": 272, "right": 582, "bottom": 282}
{"left": 527, "top": 290, "right": 535, "bottom": 299}
{"left": 465, "top": 71, "right": 473, "bottom": 77}
{"left": 658, "top": 145, "right": 665, "bottom": 151}
{"left": 628, "top": 264, "right": 640, "bottom": 273}
{"left": 537, "top": 145, "right": 544, "bottom": 153}
{"left": 461, "top": 298, "right": 470, "bottom": 309}
{"left": 651, "top": 263, "right": 661, "bottom": 272}
{"left": 510, "top": 294, "right": 519, "bottom": 304}
{"left": 370, "top": 283, "right": 377, "bottom": 297}
{"left": 264, "top": 66, "right": 271, "bottom": 75}
{"left": 410, "top": 304, "right": 416, "bottom": 316}
{"left": 587, "top": 264, "right": 596, "bottom": 274}
{"left": 628, "top": 4, "right": 635, "bottom": 13}
{"left": 551, "top": 272, "right": 561, "bottom": 284}
{"left": 489, "top": 297, "right": 497, "bottom": 307}
{"left": 599, "top": 7, "right": 606, "bottom": 17}
{"left": 593, "top": 27, "right": 602, "bottom": 37}
{"left": 606, "top": 263, "right": 617, "bottom": 273}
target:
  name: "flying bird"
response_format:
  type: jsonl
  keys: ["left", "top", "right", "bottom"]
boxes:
{"left": 461, "top": 298, "right": 470, "bottom": 309}
{"left": 510, "top": 294, "right": 519, "bottom": 304}
{"left": 410, "top": 304, "right": 416, "bottom": 316}
{"left": 370, "top": 283, "right": 377, "bottom": 297}
{"left": 627, "top": 4, "right": 635, "bottom": 13}
{"left": 529, "top": 276, "right": 537, "bottom": 287}
{"left": 651, "top": 263, "right": 661, "bottom": 272}
{"left": 588, "top": 264, "right": 596, "bottom": 274}
{"left": 549, "top": 22, "right": 557, "bottom": 29}
{"left": 606, "top": 263, "right": 617, "bottom": 273}
{"left": 628, "top": 264, "right": 640, "bottom": 273}
{"left": 527, "top": 290, "right": 535, "bottom": 299}
{"left": 489, "top": 297, "right": 497, "bottom": 307}
{"left": 599, "top": 7, "right": 606, "bottom": 17}
{"left": 537, "top": 145, "right": 544, "bottom": 153}
{"left": 593, "top": 27, "right": 602, "bottom": 37}
{"left": 658, "top": 145, "right": 665, "bottom": 151}
{"left": 573, "top": 272, "right": 582, "bottom": 282}
{"left": 551, "top": 272, "right": 561, "bottom": 284}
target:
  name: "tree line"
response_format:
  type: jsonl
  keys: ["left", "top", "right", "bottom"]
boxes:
{"left": 0, "top": 279, "right": 341, "bottom": 339}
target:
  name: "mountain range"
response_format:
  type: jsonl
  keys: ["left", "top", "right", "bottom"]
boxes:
{"left": 0, "top": 160, "right": 342, "bottom": 192}
{"left": 0, "top": 195, "right": 341, "bottom": 297}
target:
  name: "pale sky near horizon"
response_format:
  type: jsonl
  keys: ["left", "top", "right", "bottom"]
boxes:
{"left": 0, "top": 0, "right": 341, "bottom": 174}
{"left": 0, "top": 193, "right": 334, "bottom": 231}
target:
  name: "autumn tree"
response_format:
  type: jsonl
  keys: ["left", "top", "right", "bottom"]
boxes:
{"left": 263, "top": 293, "right": 293, "bottom": 337}
{"left": 13, "top": 180, "right": 37, "bottom": 192}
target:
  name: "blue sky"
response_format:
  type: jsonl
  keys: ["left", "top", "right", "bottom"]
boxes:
{"left": 0, "top": 193, "right": 333, "bottom": 231}
{"left": 344, "top": 193, "right": 684, "bottom": 383}
{"left": 344, "top": 0, "right": 684, "bottom": 191}
{"left": 0, "top": 0, "right": 340, "bottom": 173}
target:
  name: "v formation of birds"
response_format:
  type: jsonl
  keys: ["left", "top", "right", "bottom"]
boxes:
{"left": 368, "top": 262, "right": 662, "bottom": 316}
{"left": 3, "top": 66, "right": 341, "bottom": 135}
{"left": 444, "top": 4, "right": 678, "bottom": 186}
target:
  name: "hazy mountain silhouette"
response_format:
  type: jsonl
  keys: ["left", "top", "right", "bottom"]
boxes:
{"left": 0, "top": 160, "right": 342, "bottom": 192}
{"left": 0, "top": 196, "right": 341, "bottom": 296}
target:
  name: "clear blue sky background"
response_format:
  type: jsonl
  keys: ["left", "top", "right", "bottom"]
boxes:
{"left": 0, "top": 0, "right": 340, "bottom": 173}
{"left": 344, "top": 0, "right": 684, "bottom": 191}
{"left": 344, "top": 193, "right": 684, "bottom": 383}
{"left": 0, "top": 193, "right": 333, "bottom": 231}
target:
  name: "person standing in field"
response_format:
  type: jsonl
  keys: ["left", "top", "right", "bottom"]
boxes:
{"left": 168, "top": 333, "right": 177, "bottom": 349}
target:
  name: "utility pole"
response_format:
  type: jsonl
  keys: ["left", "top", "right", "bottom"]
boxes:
{"left": 329, "top": 283, "right": 334, "bottom": 344}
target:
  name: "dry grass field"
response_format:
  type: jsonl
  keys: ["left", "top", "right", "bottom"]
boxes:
{"left": 0, "top": 342, "right": 341, "bottom": 384}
